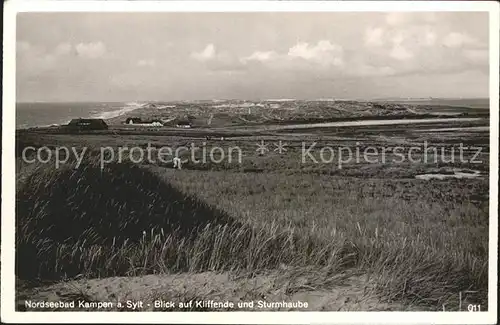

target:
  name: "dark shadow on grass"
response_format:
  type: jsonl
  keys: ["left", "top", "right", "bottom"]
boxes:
{"left": 16, "top": 158, "right": 241, "bottom": 280}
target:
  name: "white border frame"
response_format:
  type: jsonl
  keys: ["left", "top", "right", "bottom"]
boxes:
{"left": 2, "top": 1, "right": 498, "bottom": 324}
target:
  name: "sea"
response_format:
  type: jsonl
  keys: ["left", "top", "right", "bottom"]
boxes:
{"left": 15, "top": 102, "right": 145, "bottom": 129}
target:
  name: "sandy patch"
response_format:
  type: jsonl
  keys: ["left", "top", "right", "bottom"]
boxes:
{"left": 17, "top": 271, "right": 414, "bottom": 312}
{"left": 415, "top": 168, "right": 482, "bottom": 180}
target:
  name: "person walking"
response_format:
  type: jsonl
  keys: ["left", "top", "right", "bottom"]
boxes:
{"left": 173, "top": 156, "right": 182, "bottom": 170}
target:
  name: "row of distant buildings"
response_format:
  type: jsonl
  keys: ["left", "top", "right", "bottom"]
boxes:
{"left": 63, "top": 117, "right": 192, "bottom": 131}
{"left": 125, "top": 117, "right": 192, "bottom": 128}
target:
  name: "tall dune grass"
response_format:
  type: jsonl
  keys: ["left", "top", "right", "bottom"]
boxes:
{"left": 16, "top": 155, "right": 489, "bottom": 310}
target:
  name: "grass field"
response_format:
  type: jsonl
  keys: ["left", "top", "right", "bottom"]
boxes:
{"left": 14, "top": 101, "right": 490, "bottom": 311}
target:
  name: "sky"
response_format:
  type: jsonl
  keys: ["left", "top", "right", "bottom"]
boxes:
{"left": 16, "top": 12, "right": 489, "bottom": 102}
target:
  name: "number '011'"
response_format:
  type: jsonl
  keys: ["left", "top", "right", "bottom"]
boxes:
{"left": 468, "top": 304, "right": 481, "bottom": 312}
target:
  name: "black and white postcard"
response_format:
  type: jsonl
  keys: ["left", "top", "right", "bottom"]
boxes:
{"left": 1, "top": 1, "right": 498, "bottom": 324}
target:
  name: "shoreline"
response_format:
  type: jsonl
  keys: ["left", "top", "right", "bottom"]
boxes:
{"left": 15, "top": 102, "right": 146, "bottom": 130}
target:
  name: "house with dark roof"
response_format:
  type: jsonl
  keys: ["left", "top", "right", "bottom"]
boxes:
{"left": 66, "top": 118, "right": 108, "bottom": 131}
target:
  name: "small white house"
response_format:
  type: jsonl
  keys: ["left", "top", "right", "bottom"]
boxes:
{"left": 126, "top": 117, "right": 142, "bottom": 125}
{"left": 176, "top": 121, "right": 192, "bottom": 128}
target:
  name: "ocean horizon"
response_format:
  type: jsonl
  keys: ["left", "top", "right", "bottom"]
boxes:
{"left": 15, "top": 102, "right": 145, "bottom": 129}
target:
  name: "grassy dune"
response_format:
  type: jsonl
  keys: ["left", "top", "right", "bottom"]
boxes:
{"left": 154, "top": 168, "right": 489, "bottom": 309}
{"left": 16, "top": 151, "right": 488, "bottom": 310}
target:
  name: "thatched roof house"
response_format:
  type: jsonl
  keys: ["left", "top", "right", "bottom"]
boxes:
{"left": 67, "top": 118, "right": 108, "bottom": 130}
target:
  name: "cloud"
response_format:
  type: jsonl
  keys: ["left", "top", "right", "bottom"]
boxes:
{"left": 190, "top": 44, "right": 248, "bottom": 72}
{"left": 137, "top": 59, "right": 155, "bottom": 67}
{"left": 54, "top": 43, "right": 72, "bottom": 56}
{"left": 359, "top": 15, "right": 487, "bottom": 77}
{"left": 287, "top": 40, "right": 343, "bottom": 67}
{"left": 463, "top": 49, "right": 488, "bottom": 65}
{"left": 236, "top": 40, "right": 344, "bottom": 72}
{"left": 189, "top": 23, "right": 486, "bottom": 80}
{"left": 365, "top": 27, "right": 385, "bottom": 47}
{"left": 191, "top": 44, "right": 216, "bottom": 61}
{"left": 442, "top": 32, "right": 477, "bottom": 48}
{"left": 365, "top": 24, "right": 436, "bottom": 51}
{"left": 17, "top": 42, "right": 63, "bottom": 75}
{"left": 18, "top": 42, "right": 107, "bottom": 77}
{"left": 385, "top": 12, "right": 437, "bottom": 26}
{"left": 422, "top": 30, "right": 437, "bottom": 47}
{"left": 385, "top": 13, "right": 408, "bottom": 26}
{"left": 390, "top": 31, "right": 406, "bottom": 46}
{"left": 241, "top": 51, "right": 278, "bottom": 63}
{"left": 390, "top": 45, "right": 413, "bottom": 61}
{"left": 75, "top": 41, "right": 106, "bottom": 59}
{"left": 17, "top": 41, "right": 32, "bottom": 54}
